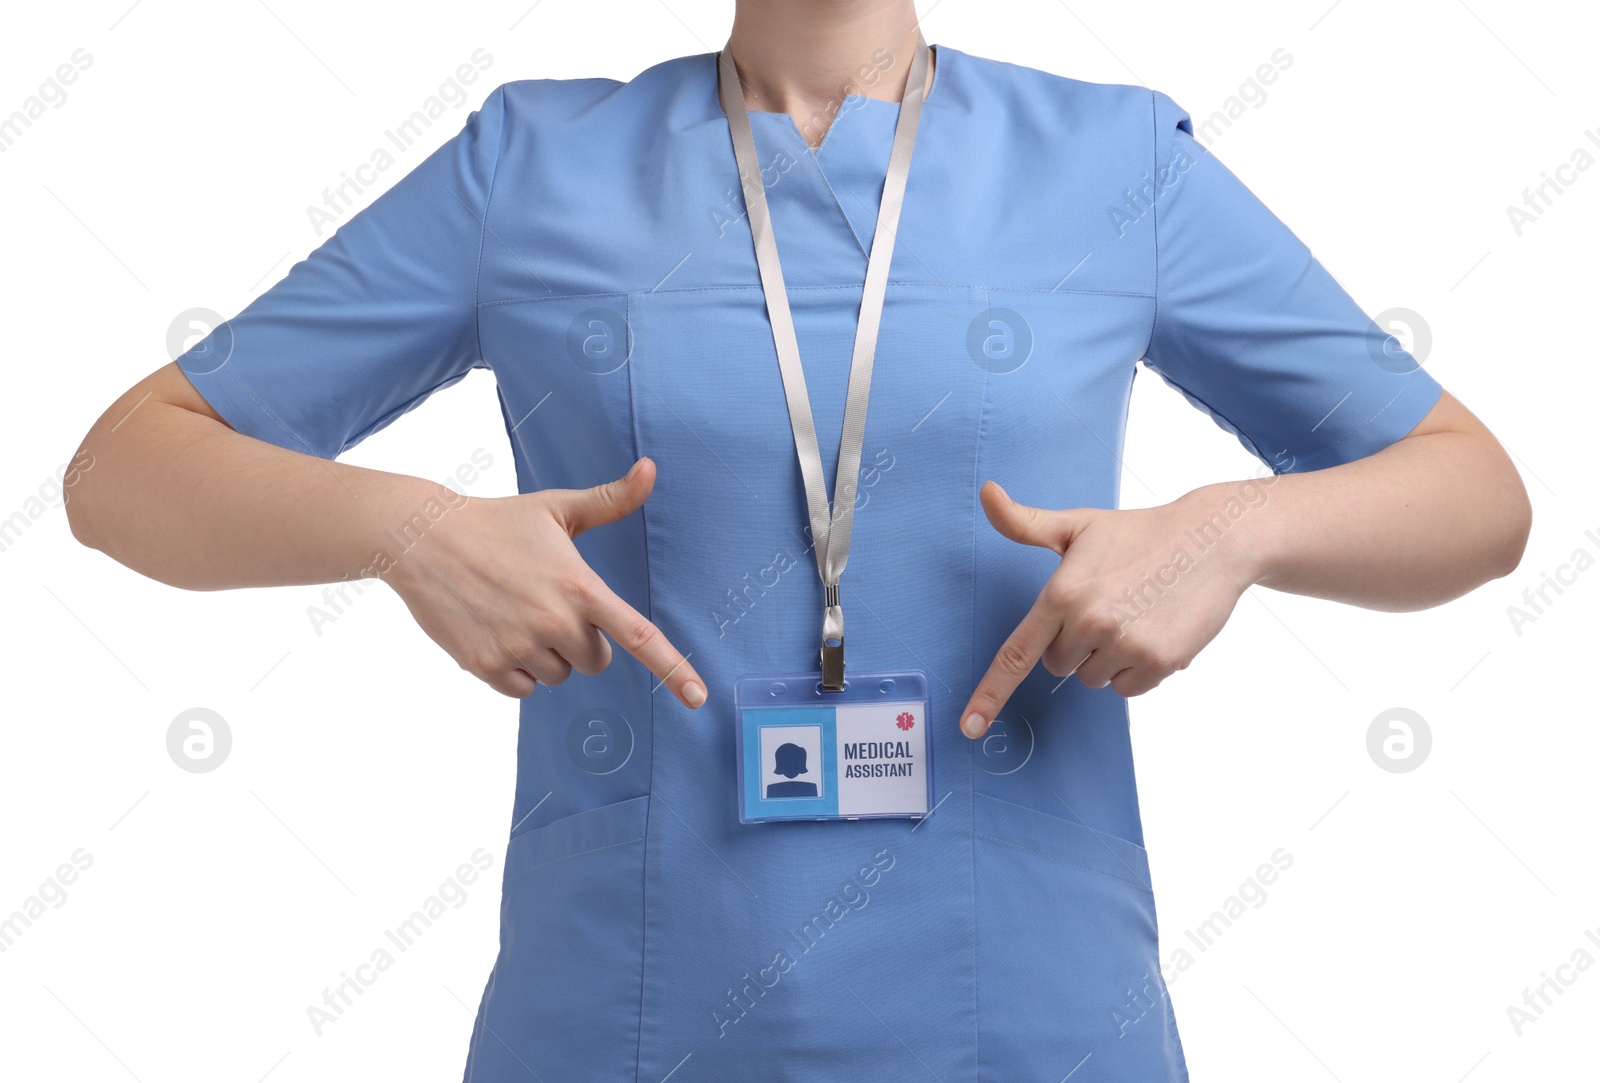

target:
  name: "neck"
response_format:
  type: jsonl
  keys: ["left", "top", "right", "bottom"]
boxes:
{"left": 726, "top": 0, "right": 929, "bottom": 148}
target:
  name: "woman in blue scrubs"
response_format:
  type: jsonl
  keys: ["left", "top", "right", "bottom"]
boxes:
{"left": 67, "top": 1, "right": 1531, "bottom": 1078}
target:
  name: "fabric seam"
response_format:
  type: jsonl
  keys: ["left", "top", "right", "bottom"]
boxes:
{"left": 788, "top": 112, "right": 872, "bottom": 262}
{"left": 1145, "top": 88, "right": 1161, "bottom": 362}
{"left": 1162, "top": 969, "right": 1192, "bottom": 1082}
{"left": 967, "top": 284, "right": 991, "bottom": 1072}
{"left": 972, "top": 832, "right": 1156, "bottom": 893}
{"left": 480, "top": 282, "right": 1156, "bottom": 308}
{"left": 500, "top": 836, "right": 646, "bottom": 877}
{"left": 462, "top": 961, "right": 497, "bottom": 1081}
{"left": 474, "top": 84, "right": 508, "bottom": 367}
{"left": 974, "top": 791, "right": 1151, "bottom": 855}
{"left": 223, "top": 369, "right": 328, "bottom": 459}
{"left": 1316, "top": 376, "right": 1442, "bottom": 457}
{"left": 629, "top": 288, "right": 655, "bottom": 1083}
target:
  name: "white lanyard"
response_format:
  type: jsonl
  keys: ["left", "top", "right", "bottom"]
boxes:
{"left": 718, "top": 32, "right": 932, "bottom": 690}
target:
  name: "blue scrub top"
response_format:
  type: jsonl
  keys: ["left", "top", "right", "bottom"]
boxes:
{"left": 179, "top": 43, "right": 1441, "bottom": 1082}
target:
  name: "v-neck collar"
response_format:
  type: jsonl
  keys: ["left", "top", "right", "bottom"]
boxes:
{"left": 707, "top": 45, "right": 946, "bottom": 260}
{"left": 705, "top": 43, "right": 945, "bottom": 149}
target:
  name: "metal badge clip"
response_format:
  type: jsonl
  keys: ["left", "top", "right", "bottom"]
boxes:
{"left": 820, "top": 637, "right": 845, "bottom": 691}
{"left": 821, "top": 583, "right": 845, "bottom": 690}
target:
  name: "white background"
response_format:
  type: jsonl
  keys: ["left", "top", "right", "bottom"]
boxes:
{"left": 2, "top": 0, "right": 1596, "bottom": 1079}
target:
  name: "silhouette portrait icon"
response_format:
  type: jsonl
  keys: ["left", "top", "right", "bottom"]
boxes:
{"left": 765, "top": 742, "right": 819, "bottom": 798}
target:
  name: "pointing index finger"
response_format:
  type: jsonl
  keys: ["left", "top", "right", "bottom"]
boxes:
{"left": 586, "top": 586, "right": 707, "bottom": 708}
{"left": 960, "top": 599, "right": 1060, "bottom": 739}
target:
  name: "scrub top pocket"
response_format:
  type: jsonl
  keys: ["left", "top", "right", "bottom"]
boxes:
{"left": 971, "top": 792, "right": 1187, "bottom": 1080}
{"left": 467, "top": 795, "right": 650, "bottom": 1083}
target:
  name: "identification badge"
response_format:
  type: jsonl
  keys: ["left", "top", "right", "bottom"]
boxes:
{"left": 734, "top": 670, "right": 933, "bottom": 823}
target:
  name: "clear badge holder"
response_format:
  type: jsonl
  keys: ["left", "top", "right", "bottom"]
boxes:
{"left": 734, "top": 669, "right": 933, "bottom": 824}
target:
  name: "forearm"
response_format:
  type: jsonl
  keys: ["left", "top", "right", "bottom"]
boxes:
{"left": 1214, "top": 424, "right": 1531, "bottom": 612}
{"left": 67, "top": 384, "right": 454, "bottom": 592}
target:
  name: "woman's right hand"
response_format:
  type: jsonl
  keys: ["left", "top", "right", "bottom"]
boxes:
{"left": 380, "top": 456, "right": 706, "bottom": 706}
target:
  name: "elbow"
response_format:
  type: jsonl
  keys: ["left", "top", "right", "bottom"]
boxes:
{"left": 62, "top": 445, "right": 103, "bottom": 553}
{"left": 1486, "top": 470, "right": 1533, "bottom": 582}
{"left": 65, "top": 497, "right": 102, "bottom": 555}
{"left": 64, "top": 496, "right": 93, "bottom": 551}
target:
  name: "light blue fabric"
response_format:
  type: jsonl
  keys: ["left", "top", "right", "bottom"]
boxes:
{"left": 179, "top": 43, "right": 1441, "bottom": 1082}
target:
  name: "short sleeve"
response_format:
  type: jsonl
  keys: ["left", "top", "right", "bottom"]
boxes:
{"left": 1141, "top": 90, "right": 1443, "bottom": 475}
{"left": 176, "top": 84, "right": 509, "bottom": 459}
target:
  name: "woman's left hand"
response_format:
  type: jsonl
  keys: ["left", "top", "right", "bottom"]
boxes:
{"left": 959, "top": 479, "right": 1264, "bottom": 739}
